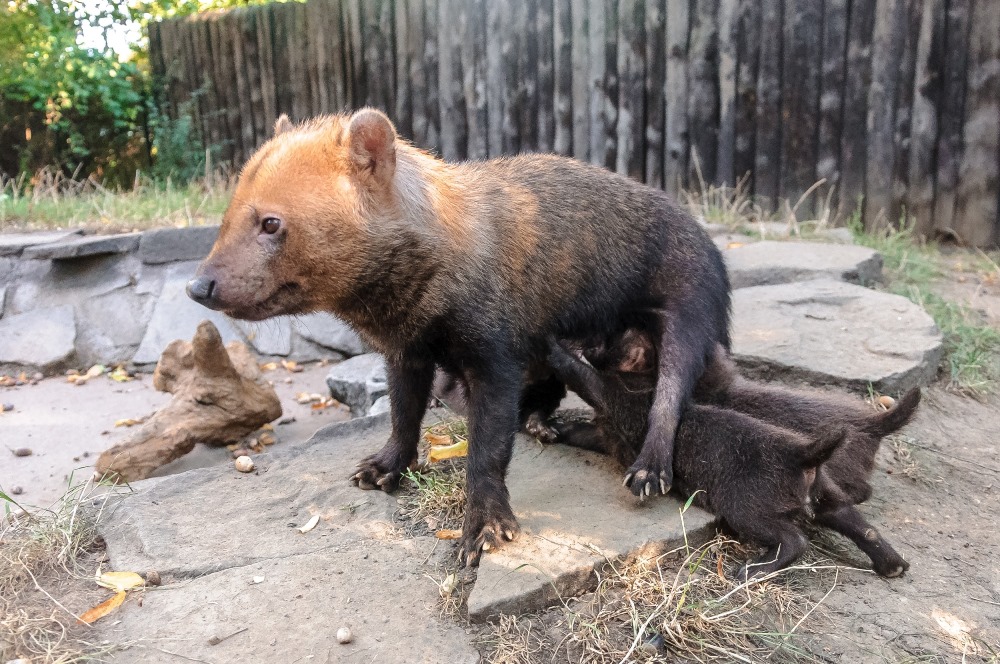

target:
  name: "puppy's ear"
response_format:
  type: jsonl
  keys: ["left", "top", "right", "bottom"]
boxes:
{"left": 273, "top": 114, "right": 293, "bottom": 136}
{"left": 617, "top": 330, "right": 655, "bottom": 373}
{"left": 347, "top": 108, "right": 397, "bottom": 188}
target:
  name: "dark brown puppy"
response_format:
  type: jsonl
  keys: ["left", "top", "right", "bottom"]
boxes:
{"left": 186, "top": 110, "right": 730, "bottom": 564}
{"left": 549, "top": 330, "right": 919, "bottom": 578}
{"left": 694, "top": 345, "right": 920, "bottom": 576}
{"left": 546, "top": 333, "right": 844, "bottom": 579}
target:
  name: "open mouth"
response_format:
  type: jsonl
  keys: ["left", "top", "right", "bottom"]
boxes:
{"left": 224, "top": 282, "right": 304, "bottom": 321}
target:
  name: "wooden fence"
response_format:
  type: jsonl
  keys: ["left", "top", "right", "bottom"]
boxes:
{"left": 149, "top": 0, "right": 1000, "bottom": 246}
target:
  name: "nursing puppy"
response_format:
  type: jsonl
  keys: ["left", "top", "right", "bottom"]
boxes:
{"left": 548, "top": 331, "right": 916, "bottom": 578}
{"left": 187, "top": 110, "right": 730, "bottom": 564}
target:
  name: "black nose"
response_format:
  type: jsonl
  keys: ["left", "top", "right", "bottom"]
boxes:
{"left": 186, "top": 276, "right": 219, "bottom": 307}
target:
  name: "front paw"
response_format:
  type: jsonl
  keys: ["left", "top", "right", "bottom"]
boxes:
{"left": 523, "top": 412, "right": 559, "bottom": 445}
{"left": 350, "top": 452, "right": 415, "bottom": 493}
{"left": 457, "top": 503, "right": 520, "bottom": 567}
{"left": 623, "top": 453, "right": 673, "bottom": 498}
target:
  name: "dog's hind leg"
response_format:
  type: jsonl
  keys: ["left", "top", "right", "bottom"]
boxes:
{"left": 736, "top": 525, "right": 810, "bottom": 581}
{"left": 816, "top": 505, "right": 910, "bottom": 578}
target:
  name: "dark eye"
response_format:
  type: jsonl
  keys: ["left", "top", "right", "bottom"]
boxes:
{"left": 261, "top": 217, "right": 281, "bottom": 235}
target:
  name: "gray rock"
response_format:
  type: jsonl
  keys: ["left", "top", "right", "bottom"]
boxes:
{"left": 326, "top": 353, "right": 388, "bottom": 415}
{"left": 732, "top": 279, "right": 944, "bottom": 393}
{"left": 466, "top": 437, "right": 716, "bottom": 621}
{"left": 286, "top": 333, "right": 347, "bottom": 363}
{"left": 0, "top": 284, "right": 6, "bottom": 318}
{"left": 0, "top": 305, "right": 76, "bottom": 371}
{"left": 95, "top": 416, "right": 479, "bottom": 664}
{"left": 816, "top": 227, "right": 856, "bottom": 244}
{"left": 369, "top": 394, "right": 391, "bottom": 416}
{"left": 22, "top": 232, "right": 140, "bottom": 260}
{"left": 236, "top": 317, "right": 292, "bottom": 356}
{"left": 0, "top": 230, "right": 83, "bottom": 257}
{"left": 132, "top": 261, "right": 243, "bottom": 365}
{"left": 724, "top": 241, "right": 883, "bottom": 289}
{"left": 8, "top": 254, "right": 137, "bottom": 316}
{"left": 293, "top": 313, "right": 366, "bottom": 356}
{"left": 138, "top": 226, "right": 219, "bottom": 264}
{"left": 75, "top": 287, "right": 155, "bottom": 366}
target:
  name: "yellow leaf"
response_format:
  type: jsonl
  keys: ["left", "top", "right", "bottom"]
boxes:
{"left": 114, "top": 418, "right": 145, "bottom": 428}
{"left": 86, "top": 365, "right": 106, "bottom": 378}
{"left": 298, "top": 514, "right": 320, "bottom": 534}
{"left": 435, "top": 529, "right": 462, "bottom": 540}
{"left": 726, "top": 242, "right": 745, "bottom": 250}
{"left": 428, "top": 439, "right": 468, "bottom": 462}
{"left": 424, "top": 433, "right": 453, "bottom": 447}
{"left": 96, "top": 570, "right": 146, "bottom": 592}
{"left": 110, "top": 366, "right": 133, "bottom": 382}
{"left": 260, "top": 362, "right": 279, "bottom": 372}
{"left": 281, "top": 359, "right": 303, "bottom": 373}
{"left": 78, "top": 591, "right": 126, "bottom": 624}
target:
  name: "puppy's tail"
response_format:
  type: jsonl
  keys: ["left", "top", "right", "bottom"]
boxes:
{"left": 861, "top": 388, "right": 921, "bottom": 439}
{"left": 796, "top": 425, "right": 848, "bottom": 468}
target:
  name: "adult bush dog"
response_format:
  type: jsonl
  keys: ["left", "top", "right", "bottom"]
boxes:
{"left": 187, "top": 109, "right": 730, "bottom": 565}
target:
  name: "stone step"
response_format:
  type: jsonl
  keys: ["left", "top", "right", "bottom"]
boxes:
{"left": 22, "top": 232, "right": 141, "bottom": 260}
{"left": 724, "top": 240, "right": 883, "bottom": 289}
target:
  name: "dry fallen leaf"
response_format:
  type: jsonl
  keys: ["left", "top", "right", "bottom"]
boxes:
{"left": 726, "top": 242, "right": 746, "bottom": 250}
{"left": 298, "top": 514, "right": 320, "bottom": 534}
{"left": 96, "top": 570, "right": 146, "bottom": 592}
{"left": 424, "top": 433, "right": 453, "bottom": 447}
{"left": 260, "top": 362, "right": 279, "bottom": 372}
{"left": 114, "top": 417, "right": 145, "bottom": 428}
{"left": 440, "top": 572, "right": 458, "bottom": 596}
{"left": 85, "top": 365, "right": 106, "bottom": 379}
{"left": 261, "top": 423, "right": 274, "bottom": 431}
{"left": 259, "top": 432, "right": 276, "bottom": 446}
{"left": 281, "top": 359, "right": 303, "bottom": 373}
{"left": 428, "top": 439, "right": 469, "bottom": 462}
{"left": 78, "top": 590, "right": 126, "bottom": 624}
{"left": 435, "top": 529, "right": 462, "bottom": 540}
{"left": 295, "top": 392, "right": 313, "bottom": 404}
{"left": 109, "top": 366, "right": 133, "bottom": 383}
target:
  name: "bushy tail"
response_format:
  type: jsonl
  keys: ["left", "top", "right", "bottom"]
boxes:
{"left": 862, "top": 388, "right": 921, "bottom": 439}
{"left": 796, "top": 425, "right": 848, "bottom": 468}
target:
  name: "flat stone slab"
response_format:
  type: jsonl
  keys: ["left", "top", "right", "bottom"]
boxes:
{"left": 96, "top": 416, "right": 479, "bottom": 664}
{"left": 22, "top": 232, "right": 140, "bottom": 260}
{"left": 0, "top": 229, "right": 83, "bottom": 256}
{"left": 0, "top": 305, "right": 76, "bottom": 370}
{"left": 294, "top": 312, "right": 366, "bottom": 356}
{"left": 467, "top": 440, "right": 715, "bottom": 621}
{"left": 732, "top": 279, "right": 944, "bottom": 392}
{"left": 138, "top": 225, "right": 219, "bottom": 264}
{"left": 132, "top": 261, "right": 243, "bottom": 365}
{"left": 237, "top": 317, "right": 293, "bottom": 356}
{"left": 326, "top": 353, "right": 388, "bottom": 415}
{"left": 724, "top": 241, "right": 883, "bottom": 288}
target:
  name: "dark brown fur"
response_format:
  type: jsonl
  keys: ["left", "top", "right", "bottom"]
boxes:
{"left": 548, "top": 330, "right": 918, "bottom": 578}
{"left": 188, "top": 110, "right": 730, "bottom": 565}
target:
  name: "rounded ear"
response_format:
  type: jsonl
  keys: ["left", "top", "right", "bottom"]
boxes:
{"left": 274, "top": 114, "right": 293, "bottom": 136}
{"left": 347, "top": 108, "right": 397, "bottom": 186}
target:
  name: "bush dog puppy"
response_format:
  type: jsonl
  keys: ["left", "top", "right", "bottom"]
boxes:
{"left": 186, "top": 110, "right": 730, "bottom": 564}
{"left": 547, "top": 331, "right": 918, "bottom": 578}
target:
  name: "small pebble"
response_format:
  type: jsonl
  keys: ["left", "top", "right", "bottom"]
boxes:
{"left": 336, "top": 627, "right": 353, "bottom": 644}
{"left": 878, "top": 395, "right": 896, "bottom": 408}
{"left": 231, "top": 448, "right": 252, "bottom": 459}
{"left": 234, "top": 456, "right": 255, "bottom": 473}
{"left": 2, "top": 403, "right": 13, "bottom": 412}
{"left": 10, "top": 486, "right": 24, "bottom": 495}
{"left": 33, "top": 372, "right": 43, "bottom": 382}
{"left": 12, "top": 447, "right": 32, "bottom": 457}
{"left": 144, "top": 570, "right": 162, "bottom": 586}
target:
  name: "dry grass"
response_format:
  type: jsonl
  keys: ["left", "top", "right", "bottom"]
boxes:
{"left": 398, "top": 416, "right": 470, "bottom": 532}
{"left": 482, "top": 534, "right": 845, "bottom": 664}
{"left": 0, "top": 476, "right": 124, "bottom": 662}
{"left": 0, "top": 168, "right": 232, "bottom": 233}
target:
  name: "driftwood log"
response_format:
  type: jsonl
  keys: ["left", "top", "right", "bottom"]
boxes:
{"left": 95, "top": 321, "right": 282, "bottom": 483}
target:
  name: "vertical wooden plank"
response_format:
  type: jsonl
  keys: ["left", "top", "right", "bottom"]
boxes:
{"left": 270, "top": 3, "right": 294, "bottom": 118}
{"left": 890, "top": 0, "right": 923, "bottom": 224}
{"left": 519, "top": 0, "right": 540, "bottom": 151}
{"left": 241, "top": 9, "right": 266, "bottom": 150}
{"left": 362, "top": 0, "right": 395, "bottom": 113}
{"left": 255, "top": 3, "right": 278, "bottom": 133}
{"left": 502, "top": 1, "right": 523, "bottom": 154}
{"left": 228, "top": 10, "right": 256, "bottom": 165}
{"left": 485, "top": 1, "right": 507, "bottom": 156}
{"left": 537, "top": 0, "right": 556, "bottom": 152}
{"left": 589, "top": 0, "right": 617, "bottom": 170}
{"left": 181, "top": 18, "right": 205, "bottom": 145}
{"left": 570, "top": 0, "right": 590, "bottom": 160}
{"left": 753, "top": 0, "right": 782, "bottom": 205}
{"left": 663, "top": 0, "right": 690, "bottom": 195}
{"left": 615, "top": 0, "right": 645, "bottom": 180}
{"left": 462, "top": 0, "right": 488, "bottom": 159}
{"left": 732, "top": 0, "right": 760, "bottom": 188}
{"left": 208, "top": 14, "right": 234, "bottom": 164}
{"left": 438, "top": 0, "right": 467, "bottom": 160}
{"left": 423, "top": 0, "right": 441, "bottom": 152}
{"left": 306, "top": 0, "right": 328, "bottom": 116}
{"left": 290, "top": 3, "right": 311, "bottom": 121}
{"left": 779, "top": 0, "right": 823, "bottom": 208}
{"left": 394, "top": 0, "right": 414, "bottom": 137}
{"left": 687, "top": 0, "right": 719, "bottom": 185}
{"left": 343, "top": 0, "right": 365, "bottom": 107}
{"left": 404, "top": 0, "right": 428, "bottom": 142}
{"left": 643, "top": 0, "right": 665, "bottom": 187}
{"left": 553, "top": 0, "right": 574, "bottom": 156}
{"left": 816, "top": 0, "right": 849, "bottom": 212}
{"left": 932, "top": 0, "right": 972, "bottom": 236}
{"left": 838, "top": 0, "right": 877, "bottom": 219}
{"left": 907, "top": 0, "right": 944, "bottom": 235}
{"left": 715, "top": 0, "right": 737, "bottom": 186}
{"left": 953, "top": 0, "right": 1000, "bottom": 246}
{"left": 324, "top": 0, "right": 346, "bottom": 113}
{"left": 863, "top": 0, "right": 908, "bottom": 230}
